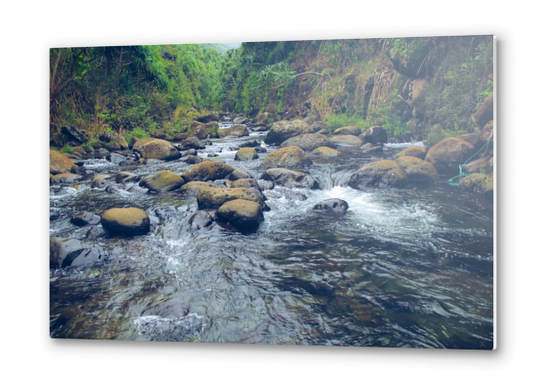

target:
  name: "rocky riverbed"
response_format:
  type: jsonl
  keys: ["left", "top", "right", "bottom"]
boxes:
{"left": 49, "top": 117, "right": 493, "bottom": 348}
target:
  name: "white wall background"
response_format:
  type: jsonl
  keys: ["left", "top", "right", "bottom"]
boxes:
{"left": 1, "top": 1, "right": 538, "bottom": 382}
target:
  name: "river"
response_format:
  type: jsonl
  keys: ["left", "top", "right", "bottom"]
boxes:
{"left": 49, "top": 122, "right": 494, "bottom": 349}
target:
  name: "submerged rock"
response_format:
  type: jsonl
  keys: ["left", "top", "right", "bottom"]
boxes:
{"left": 260, "top": 146, "right": 312, "bottom": 169}
{"left": 101, "top": 207, "right": 150, "bottom": 236}
{"left": 116, "top": 171, "right": 140, "bottom": 184}
{"left": 459, "top": 173, "right": 493, "bottom": 201}
{"left": 216, "top": 199, "right": 264, "bottom": 231}
{"left": 70, "top": 211, "right": 101, "bottom": 226}
{"left": 261, "top": 168, "right": 319, "bottom": 189}
{"left": 188, "top": 210, "right": 214, "bottom": 231}
{"left": 139, "top": 170, "right": 185, "bottom": 193}
{"left": 348, "top": 160, "right": 408, "bottom": 189}
{"left": 50, "top": 237, "right": 108, "bottom": 269}
{"left": 182, "top": 161, "right": 235, "bottom": 182}
{"left": 313, "top": 199, "right": 349, "bottom": 216}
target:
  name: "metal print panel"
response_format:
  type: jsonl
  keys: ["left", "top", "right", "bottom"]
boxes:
{"left": 49, "top": 36, "right": 495, "bottom": 349}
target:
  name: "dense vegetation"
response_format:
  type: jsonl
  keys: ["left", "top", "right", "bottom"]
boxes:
{"left": 50, "top": 36, "right": 493, "bottom": 150}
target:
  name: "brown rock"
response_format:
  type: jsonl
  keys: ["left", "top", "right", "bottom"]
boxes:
{"left": 333, "top": 126, "right": 361, "bottom": 136}
{"left": 347, "top": 160, "right": 408, "bottom": 189}
{"left": 182, "top": 162, "right": 235, "bottom": 182}
{"left": 474, "top": 94, "right": 493, "bottom": 127}
{"left": 50, "top": 150, "right": 76, "bottom": 175}
{"left": 280, "top": 133, "right": 335, "bottom": 152}
{"left": 264, "top": 120, "right": 315, "bottom": 145}
{"left": 217, "top": 125, "right": 249, "bottom": 138}
{"left": 260, "top": 146, "right": 312, "bottom": 169}
{"left": 425, "top": 137, "right": 475, "bottom": 175}
{"left": 101, "top": 207, "right": 150, "bottom": 236}
{"left": 216, "top": 199, "right": 264, "bottom": 231}
{"left": 139, "top": 170, "right": 185, "bottom": 192}
{"left": 235, "top": 147, "right": 259, "bottom": 161}
{"left": 133, "top": 138, "right": 181, "bottom": 161}
{"left": 197, "top": 187, "right": 264, "bottom": 209}
{"left": 312, "top": 146, "right": 340, "bottom": 157}
{"left": 179, "top": 181, "right": 213, "bottom": 197}
{"left": 393, "top": 146, "right": 427, "bottom": 160}
{"left": 395, "top": 156, "right": 438, "bottom": 184}
{"left": 330, "top": 135, "right": 364, "bottom": 146}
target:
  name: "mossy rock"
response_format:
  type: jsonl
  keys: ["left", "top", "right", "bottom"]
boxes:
{"left": 133, "top": 138, "right": 181, "bottom": 161}
{"left": 393, "top": 146, "right": 427, "bottom": 160}
{"left": 333, "top": 126, "right": 361, "bottom": 136}
{"left": 260, "top": 146, "right": 312, "bottom": 169}
{"left": 264, "top": 120, "right": 314, "bottom": 145}
{"left": 139, "top": 170, "right": 185, "bottom": 193}
{"left": 197, "top": 187, "right": 264, "bottom": 209}
{"left": 280, "top": 133, "right": 335, "bottom": 152}
{"left": 312, "top": 146, "right": 340, "bottom": 157}
{"left": 217, "top": 125, "right": 249, "bottom": 138}
{"left": 459, "top": 173, "right": 494, "bottom": 201}
{"left": 347, "top": 160, "right": 408, "bottom": 189}
{"left": 395, "top": 156, "right": 438, "bottom": 184}
{"left": 179, "top": 181, "right": 213, "bottom": 197}
{"left": 228, "top": 169, "right": 254, "bottom": 181}
{"left": 463, "top": 157, "right": 492, "bottom": 174}
{"left": 235, "top": 147, "right": 259, "bottom": 161}
{"left": 229, "top": 178, "right": 261, "bottom": 190}
{"left": 50, "top": 150, "right": 77, "bottom": 175}
{"left": 182, "top": 161, "right": 235, "bottom": 182}
{"left": 330, "top": 134, "right": 364, "bottom": 147}
{"left": 101, "top": 207, "right": 150, "bottom": 236}
{"left": 425, "top": 137, "right": 475, "bottom": 175}
{"left": 216, "top": 199, "right": 264, "bottom": 231}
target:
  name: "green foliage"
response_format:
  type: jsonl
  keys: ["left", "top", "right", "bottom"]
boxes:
{"left": 60, "top": 145, "right": 73, "bottom": 154}
{"left": 327, "top": 114, "right": 370, "bottom": 133}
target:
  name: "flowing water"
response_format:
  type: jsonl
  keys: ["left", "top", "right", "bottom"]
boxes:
{"left": 49, "top": 123, "right": 494, "bottom": 349}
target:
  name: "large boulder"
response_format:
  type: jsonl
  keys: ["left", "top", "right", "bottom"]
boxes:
{"left": 217, "top": 125, "right": 249, "bottom": 138}
{"left": 363, "top": 126, "right": 388, "bottom": 144}
{"left": 139, "top": 170, "right": 185, "bottom": 193}
{"left": 182, "top": 162, "right": 234, "bottom": 182}
{"left": 50, "top": 237, "right": 108, "bottom": 269}
{"left": 474, "top": 94, "right": 493, "bottom": 127}
{"left": 235, "top": 147, "right": 258, "bottom": 161}
{"left": 330, "top": 135, "right": 364, "bottom": 146}
{"left": 261, "top": 168, "right": 319, "bottom": 189}
{"left": 197, "top": 187, "right": 264, "bottom": 209}
{"left": 313, "top": 199, "right": 349, "bottom": 216}
{"left": 464, "top": 157, "right": 492, "bottom": 174}
{"left": 333, "top": 126, "right": 362, "bottom": 136}
{"left": 264, "top": 120, "right": 315, "bottom": 145}
{"left": 260, "top": 146, "right": 312, "bottom": 169}
{"left": 50, "top": 149, "right": 77, "bottom": 175}
{"left": 230, "top": 178, "right": 261, "bottom": 191}
{"left": 280, "top": 133, "right": 335, "bottom": 152}
{"left": 425, "top": 137, "right": 475, "bottom": 175}
{"left": 133, "top": 138, "right": 181, "bottom": 161}
{"left": 394, "top": 156, "right": 439, "bottom": 184}
{"left": 393, "top": 146, "right": 427, "bottom": 160}
{"left": 458, "top": 133, "right": 481, "bottom": 148}
{"left": 347, "top": 160, "right": 408, "bottom": 189}
{"left": 312, "top": 146, "right": 340, "bottom": 157}
{"left": 101, "top": 207, "right": 150, "bottom": 236}
{"left": 216, "top": 199, "right": 264, "bottom": 231}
